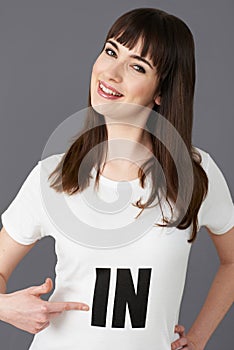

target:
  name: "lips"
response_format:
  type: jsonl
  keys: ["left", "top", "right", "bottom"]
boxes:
{"left": 97, "top": 80, "right": 124, "bottom": 100}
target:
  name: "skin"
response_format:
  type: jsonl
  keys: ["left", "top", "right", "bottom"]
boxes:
{"left": 90, "top": 38, "right": 161, "bottom": 180}
{"left": 90, "top": 38, "right": 161, "bottom": 111}
{"left": 0, "top": 228, "right": 89, "bottom": 334}
{"left": 1, "top": 35, "right": 234, "bottom": 347}
{"left": 91, "top": 37, "right": 234, "bottom": 350}
{"left": 90, "top": 39, "right": 192, "bottom": 349}
{"left": 171, "top": 225, "right": 234, "bottom": 349}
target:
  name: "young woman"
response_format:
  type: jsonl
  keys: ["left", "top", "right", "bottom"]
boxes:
{"left": 0, "top": 8, "right": 234, "bottom": 350}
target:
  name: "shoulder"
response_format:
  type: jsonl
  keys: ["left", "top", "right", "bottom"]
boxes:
{"left": 39, "top": 152, "right": 65, "bottom": 174}
{"left": 40, "top": 152, "right": 65, "bottom": 165}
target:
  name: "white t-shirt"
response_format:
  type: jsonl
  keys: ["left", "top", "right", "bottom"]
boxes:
{"left": 1, "top": 147, "right": 234, "bottom": 350}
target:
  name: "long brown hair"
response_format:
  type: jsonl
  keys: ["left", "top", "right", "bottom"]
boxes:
{"left": 48, "top": 8, "right": 208, "bottom": 243}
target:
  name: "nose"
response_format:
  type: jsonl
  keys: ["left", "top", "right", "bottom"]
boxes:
{"left": 105, "top": 61, "right": 123, "bottom": 83}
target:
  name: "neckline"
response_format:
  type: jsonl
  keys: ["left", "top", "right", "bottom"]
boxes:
{"left": 91, "top": 166, "right": 146, "bottom": 188}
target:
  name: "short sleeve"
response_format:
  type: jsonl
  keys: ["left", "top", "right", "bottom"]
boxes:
{"left": 1, "top": 161, "right": 45, "bottom": 245}
{"left": 198, "top": 153, "right": 234, "bottom": 234}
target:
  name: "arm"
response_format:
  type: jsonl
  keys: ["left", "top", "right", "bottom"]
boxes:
{"left": 0, "top": 226, "right": 89, "bottom": 334}
{"left": 186, "top": 225, "right": 234, "bottom": 349}
{"left": 0, "top": 226, "right": 37, "bottom": 293}
{"left": 172, "top": 153, "right": 234, "bottom": 350}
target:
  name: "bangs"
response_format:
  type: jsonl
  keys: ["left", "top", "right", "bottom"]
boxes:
{"left": 103, "top": 8, "right": 194, "bottom": 84}
{"left": 105, "top": 9, "right": 170, "bottom": 69}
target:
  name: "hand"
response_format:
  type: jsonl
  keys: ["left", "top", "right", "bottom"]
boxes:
{"left": 171, "top": 324, "right": 197, "bottom": 350}
{"left": 0, "top": 277, "right": 89, "bottom": 334}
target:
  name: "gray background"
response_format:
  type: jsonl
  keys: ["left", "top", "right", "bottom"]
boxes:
{"left": 0, "top": 0, "right": 233, "bottom": 349}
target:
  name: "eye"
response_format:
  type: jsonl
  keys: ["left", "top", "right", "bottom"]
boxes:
{"left": 104, "top": 47, "right": 117, "bottom": 57}
{"left": 132, "top": 65, "right": 146, "bottom": 74}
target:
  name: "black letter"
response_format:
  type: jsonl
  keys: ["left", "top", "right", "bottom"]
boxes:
{"left": 91, "top": 268, "right": 111, "bottom": 327}
{"left": 112, "top": 268, "right": 152, "bottom": 328}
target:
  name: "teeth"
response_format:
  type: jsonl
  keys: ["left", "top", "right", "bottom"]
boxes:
{"left": 100, "top": 82, "right": 122, "bottom": 96}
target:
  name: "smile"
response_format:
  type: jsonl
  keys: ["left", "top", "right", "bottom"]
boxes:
{"left": 98, "top": 81, "right": 123, "bottom": 99}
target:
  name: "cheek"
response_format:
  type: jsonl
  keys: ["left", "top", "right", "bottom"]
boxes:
{"left": 131, "top": 83, "right": 153, "bottom": 101}
{"left": 90, "top": 60, "right": 101, "bottom": 93}
{"left": 91, "top": 56, "right": 106, "bottom": 79}
{"left": 91, "top": 61, "right": 98, "bottom": 81}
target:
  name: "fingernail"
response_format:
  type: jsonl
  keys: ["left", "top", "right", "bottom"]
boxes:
{"left": 82, "top": 305, "right": 89, "bottom": 311}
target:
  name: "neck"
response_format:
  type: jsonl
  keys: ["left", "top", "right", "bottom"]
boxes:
{"left": 103, "top": 123, "right": 153, "bottom": 167}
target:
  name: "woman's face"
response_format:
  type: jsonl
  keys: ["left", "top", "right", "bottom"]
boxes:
{"left": 90, "top": 38, "right": 161, "bottom": 111}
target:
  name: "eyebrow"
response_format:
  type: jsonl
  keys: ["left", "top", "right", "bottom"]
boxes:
{"left": 106, "top": 40, "right": 153, "bottom": 69}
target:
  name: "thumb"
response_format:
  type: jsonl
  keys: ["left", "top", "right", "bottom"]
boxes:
{"left": 29, "top": 278, "right": 53, "bottom": 296}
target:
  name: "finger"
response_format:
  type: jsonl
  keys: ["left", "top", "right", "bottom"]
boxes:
{"left": 174, "top": 324, "right": 186, "bottom": 337}
{"left": 171, "top": 337, "right": 188, "bottom": 350}
{"left": 29, "top": 278, "right": 53, "bottom": 297}
{"left": 45, "top": 301, "right": 89, "bottom": 313}
{"left": 48, "top": 312, "right": 63, "bottom": 320}
{"left": 174, "top": 324, "right": 186, "bottom": 334}
{"left": 38, "top": 321, "right": 50, "bottom": 332}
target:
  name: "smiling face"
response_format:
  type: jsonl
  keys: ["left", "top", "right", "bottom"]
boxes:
{"left": 90, "top": 38, "right": 161, "bottom": 113}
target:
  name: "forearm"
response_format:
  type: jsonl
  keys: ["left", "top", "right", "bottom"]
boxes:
{"left": 0, "top": 274, "right": 7, "bottom": 294}
{"left": 187, "top": 263, "right": 234, "bottom": 349}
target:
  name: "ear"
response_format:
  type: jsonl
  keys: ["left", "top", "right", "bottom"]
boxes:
{"left": 154, "top": 95, "right": 161, "bottom": 105}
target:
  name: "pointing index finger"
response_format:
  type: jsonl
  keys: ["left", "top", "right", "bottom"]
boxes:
{"left": 45, "top": 301, "right": 89, "bottom": 313}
